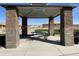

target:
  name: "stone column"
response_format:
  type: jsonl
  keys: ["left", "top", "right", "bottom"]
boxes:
{"left": 60, "top": 7, "right": 74, "bottom": 46}
{"left": 6, "top": 6, "right": 19, "bottom": 48}
{"left": 22, "top": 17, "right": 27, "bottom": 37}
{"left": 48, "top": 17, "right": 54, "bottom": 36}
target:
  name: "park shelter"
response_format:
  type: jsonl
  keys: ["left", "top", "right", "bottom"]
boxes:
{"left": 0, "top": 3, "right": 78, "bottom": 48}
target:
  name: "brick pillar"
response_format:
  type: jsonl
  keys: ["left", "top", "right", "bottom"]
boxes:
{"left": 6, "top": 6, "right": 19, "bottom": 48}
{"left": 22, "top": 17, "right": 27, "bottom": 37}
{"left": 60, "top": 7, "right": 74, "bottom": 46}
{"left": 48, "top": 17, "right": 54, "bottom": 36}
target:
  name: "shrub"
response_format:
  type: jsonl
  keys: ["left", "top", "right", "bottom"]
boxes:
{"left": 35, "top": 29, "right": 48, "bottom": 36}
{"left": 74, "top": 29, "right": 79, "bottom": 32}
{"left": 54, "top": 29, "right": 60, "bottom": 35}
{"left": 35, "top": 29, "right": 79, "bottom": 35}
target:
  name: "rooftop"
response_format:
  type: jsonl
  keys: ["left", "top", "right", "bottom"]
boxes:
{"left": 0, "top": 3, "right": 79, "bottom": 18}
{"left": 0, "top": 3, "right": 79, "bottom": 7}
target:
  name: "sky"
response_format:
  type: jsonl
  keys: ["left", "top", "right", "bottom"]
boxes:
{"left": 0, "top": 5, "right": 79, "bottom": 25}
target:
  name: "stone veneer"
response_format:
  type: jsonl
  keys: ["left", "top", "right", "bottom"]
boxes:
{"left": 49, "top": 17, "right": 54, "bottom": 36}
{"left": 6, "top": 6, "right": 19, "bottom": 48}
{"left": 60, "top": 7, "right": 74, "bottom": 46}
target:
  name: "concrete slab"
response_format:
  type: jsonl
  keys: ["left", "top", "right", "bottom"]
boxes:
{"left": 0, "top": 36, "right": 79, "bottom": 56}
{"left": 55, "top": 45, "right": 79, "bottom": 56}
{"left": 26, "top": 40, "right": 62, "bottom": 56}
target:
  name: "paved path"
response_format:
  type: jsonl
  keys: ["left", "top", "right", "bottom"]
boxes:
{"left": 0, "top": 35, "right": 79, "bottom": 56}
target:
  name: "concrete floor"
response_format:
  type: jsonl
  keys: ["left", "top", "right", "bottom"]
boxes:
{"left": 0, "top": 35, "right": 79, "bottom": 56}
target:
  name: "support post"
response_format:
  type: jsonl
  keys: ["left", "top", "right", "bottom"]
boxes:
{"left": 22, "top": 17, "right": 27, "bottom": 37}
{"left": 6, "top": 6, "right": 19, "bottom": 48}
{"left": 48, "top": 17, "right": 54, "bottom": 36}
{"left": 60, "top": 7, "right": 74, "bottom": 46}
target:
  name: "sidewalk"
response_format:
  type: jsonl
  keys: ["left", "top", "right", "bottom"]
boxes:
{"left": 0, "top": 36, "right": 79, "bottom": 56}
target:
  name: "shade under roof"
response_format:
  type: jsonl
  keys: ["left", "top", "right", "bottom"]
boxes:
{"left": 17, "top": 6, "right": 62, "bottom": 18}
